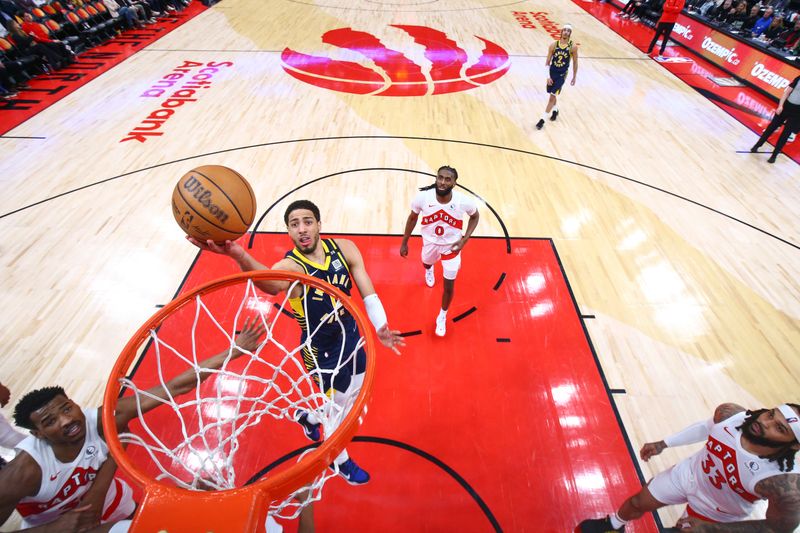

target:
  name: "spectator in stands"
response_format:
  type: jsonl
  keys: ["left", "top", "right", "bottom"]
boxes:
{"left": 710, "top": 0, "right": 735, "bottom": 22}
{"left": 0, "top": 0, "right": 20, "bottom": 25}
{"left": 751, "top": 74, "right": 800, "bottom": 162}
{"left": 630, "top": 0, "right": 662, "bottom": 22}
{"left": 698, "top": 0, "right": 723, "bottom": 16}
{"left": 102, "top": 0, "right": 146, "bottom": 28}
{"left": 742, "top": 4, "right": 762, "bottom": 31}
{"left": 647, "top": 0, "right": 687, "bottom": 58}
{"left": 118, "top": 0, "right": 160, "bottom": 21}
{"left": 6, "top": 19, "right": 70, "bottom": 71}
{"left": 764, "top": 13, "right": 786, "bottom": 41}
{"left": 20, "top": 12, "right": 75, "bottom": 64}
{"left": 620, "top": 0, "right": 644, "bottom": 19}
{"left": 727, "top": 1, "right": 750, "bottom": 28}
{"left": 0, "top": 55, "right": 30, "bottom": 94}
{"left": 772, "top": 14, "right": 800, "bottom": 48}
{"left": 751, "top": 6, "right": 775, "bottom": 37}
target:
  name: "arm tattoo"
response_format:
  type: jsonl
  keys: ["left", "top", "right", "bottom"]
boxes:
{"left": 714, "top": 403, "right": 745, "bottom": 423}
{"left": 697, "top": 475, "right": 800, "bottom": 531}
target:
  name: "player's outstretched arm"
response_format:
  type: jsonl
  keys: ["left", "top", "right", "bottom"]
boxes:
{"left": 640, "top": 417, "right": 715, "bottom": 461}
{"left": 639, "top": 440, "right": 667, "bottom": 461}
{"left": 336, "top": 239, "right": 405, "bottom": 355}
{"left": 0, "top": 453, "right": 41, "bottom": 528}
{"left": 399, "top": 211, "right": 419, "bottom": 258}
{"left": 186, "top": 236, "right": 293, "bottom": 295}
{"left": 109, "top": 318, "right": 266, "bottom": 432}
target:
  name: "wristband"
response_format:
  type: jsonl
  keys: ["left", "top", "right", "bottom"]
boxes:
{"left": 363, "top": 294, "right": 387, "bottom": 331}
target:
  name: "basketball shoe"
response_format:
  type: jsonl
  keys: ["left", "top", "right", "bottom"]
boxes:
{"left": 577, "top": 516, "right": 624, "bottom": 532}
{"left": 294, "top": 410, "right": 321, "bottom": 441}
{"left": 550, "top": 109, "right": 559, "bottom": 121}
{"left": 332, "top": 458, "right": 370, "bottom": 485}
{"left": 425, "top": 267, "right": 435, "bottom": 287}
{"left": 536, "top": 119, "right": 545, "bottom": 130}
{"left": 435, "top": 314, "right": 447, "bottom": 337}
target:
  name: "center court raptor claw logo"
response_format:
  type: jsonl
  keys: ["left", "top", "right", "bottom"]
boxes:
{"left": 281, "top": 25, "right": 511, "bottom": 96}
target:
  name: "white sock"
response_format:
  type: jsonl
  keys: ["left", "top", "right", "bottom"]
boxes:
{"left": 609, "top": 513, "right": 627, "bottom": 529}
{"left": 552, "top": 106, "right": 558, "bottom": 113}
{"left": 541, "top": 112, "right": 549, "bottom": 121}
{"left": 438, "top": 309, "right": 447, "bottom": 320}
{"left": 334, "top": 449, "right": 349, "bottom": 465}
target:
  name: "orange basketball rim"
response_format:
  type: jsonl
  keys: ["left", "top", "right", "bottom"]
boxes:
{"left": 102, "top": 270, "right": 376, "bottom": 533}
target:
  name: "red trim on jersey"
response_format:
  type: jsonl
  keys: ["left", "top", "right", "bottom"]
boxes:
{"left": 686, "top": 505, "right": 717, "bottom": 522}
{"left": 16, "top": 466, "right": 99, "bottom": 517}
{"left": 706, "top": 436, "right": 760, "bottom": 503}
{"left": 101, "top": 478, "right": 123, "bottom": 521}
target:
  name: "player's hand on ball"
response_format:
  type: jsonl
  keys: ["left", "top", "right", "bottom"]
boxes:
{"left": 377, "top": 324, "right": 405, "bottom": 355}
{"left": 186, "top": 236, "right": 245, "bottom": 259}
{"left": 399, "top": 243, "right": 408, "bottom": 258}
{"left": 639, "top": 440, "right": 667, "bottom": 461}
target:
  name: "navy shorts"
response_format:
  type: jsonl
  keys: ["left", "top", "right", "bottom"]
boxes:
{"left": 301, "top": 319, "right": 366, "bottom": 394}
{"left": 547, "top": 73, "right": 567, "bottom": 95}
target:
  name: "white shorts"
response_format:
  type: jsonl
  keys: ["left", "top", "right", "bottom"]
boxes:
{"left": 647, "top": 458, "right": 749, "bottom": 523}
{"left": 421, "top": 242, "right": 461, "bottom": 280}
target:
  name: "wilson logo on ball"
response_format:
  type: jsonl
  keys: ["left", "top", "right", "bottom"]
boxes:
{"left": 281, "top": 25, "right": 510, "bottom": 96}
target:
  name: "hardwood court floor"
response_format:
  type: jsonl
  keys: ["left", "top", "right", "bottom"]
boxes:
{"left": 0, "top": 0, "right": 798, "bottom": 530}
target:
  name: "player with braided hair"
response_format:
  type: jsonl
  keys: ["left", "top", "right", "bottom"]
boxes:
{"left": 579, "top": 402, "right": 800, "bottom": 532}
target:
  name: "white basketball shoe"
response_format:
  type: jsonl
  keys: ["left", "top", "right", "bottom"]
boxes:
{"left": 435, "top": 314, "right": 446, "bottom": 337}
{"left": 424, "top": 267, "right": 435, "bottom": 288}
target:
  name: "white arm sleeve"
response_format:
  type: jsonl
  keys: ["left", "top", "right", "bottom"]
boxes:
{"left": 663, "top": 419, "right": 714, "bottom": 447}
{"left": 0, "top": 413, "right": 26, "bottom": 449}
{"left": 363, "top": 294, "right": 387, "bottom": 331}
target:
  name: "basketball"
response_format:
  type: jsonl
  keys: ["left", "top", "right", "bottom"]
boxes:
{"left": 171, "top": 165, "right": 257, "bottom": 243}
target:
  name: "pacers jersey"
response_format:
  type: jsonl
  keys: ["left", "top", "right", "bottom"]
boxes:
{"left": 550, "top": 40, "right": 573, "bottom": 77}
{"left": 683, "top": 411, "right": 800, "bottom": 520}
{"left": 285, "top": 238, "right": 355, "bottom": 341}
{"left": 15, "top": 409, "right": 135, "bottom": 527}
{"left": 411, "top": 189, "right": 478, "bottom": 246}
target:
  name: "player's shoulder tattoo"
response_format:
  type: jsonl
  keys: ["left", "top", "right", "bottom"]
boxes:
{"left": 713, "top": 403, "right": 745, "bottom": 423}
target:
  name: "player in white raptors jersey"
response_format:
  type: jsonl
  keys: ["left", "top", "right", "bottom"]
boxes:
{"left": 400, "top": 166, "right": 479, "bottom": 337}
{"left": 579, "top": 403, "right": 800, "bottom": 532}
{"left": 0, "top": 319, "right": 265, "bottom": 532}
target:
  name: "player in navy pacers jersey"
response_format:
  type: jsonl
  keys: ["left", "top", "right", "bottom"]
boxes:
{"left": 536, "top": 24, "right": 579, "bottom": 130}
{"left": 188, "top": 200, "right": 404, "bottom": 486}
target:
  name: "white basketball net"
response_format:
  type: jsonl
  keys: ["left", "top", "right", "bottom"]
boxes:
{"left": 116, "top": 277, "right": 367, "bottom": 520}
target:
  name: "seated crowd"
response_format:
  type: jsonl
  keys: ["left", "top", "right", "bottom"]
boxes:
{"left": 619, "top": 0, "right": 800, "bottom": 56}
{"left": 689, "top": 0, "right": 800, "bottom": 54}
{"left": 0, "top": 0, "right": 196, "bottom": 99}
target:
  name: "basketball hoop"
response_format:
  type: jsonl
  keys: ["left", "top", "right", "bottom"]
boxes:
{"left": 102, "top": 271, "right": 375, "bottom": 532}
